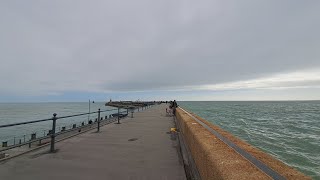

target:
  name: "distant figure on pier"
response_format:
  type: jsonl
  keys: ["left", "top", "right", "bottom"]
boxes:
{"left": 168, "top": 100, "right": 178, "bottom": 116}
{"left": 173, "top": 100, "right": 178, "bottom": 108}
{"left": 172, "top": 100, "right": 178, "bottom": 115}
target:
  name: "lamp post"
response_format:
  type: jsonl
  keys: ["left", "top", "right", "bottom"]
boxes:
{"left": 88, "top": 99, "right": 95, "bottom": 121}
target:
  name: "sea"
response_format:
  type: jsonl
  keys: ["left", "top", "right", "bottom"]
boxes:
{"left": 0, "top": 101, "right": 319, "bottom": 179}
{"left": 179, "top": 101, "right": 320, "bottom": 179}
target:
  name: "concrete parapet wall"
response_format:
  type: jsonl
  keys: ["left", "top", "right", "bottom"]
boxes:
{"left": 176, "top": 108, "right": 310, "bottom": 180}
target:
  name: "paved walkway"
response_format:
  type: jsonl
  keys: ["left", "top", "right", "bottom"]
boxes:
{"left": 0, "top": 104, "right": 186, "bottom": 180}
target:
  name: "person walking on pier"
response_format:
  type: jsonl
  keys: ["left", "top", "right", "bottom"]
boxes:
{"left": 172, "top": 100, "right": 178, "bottom": 115}
{"left": 167, "top": 100, "right": 178, "bottom": 116}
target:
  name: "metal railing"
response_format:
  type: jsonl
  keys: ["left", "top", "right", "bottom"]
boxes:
{"left": 0, "top": 107, "right": 131, "bottom": 154}
{"left": 0, "top": 103, "right": 155, "bottom": 159}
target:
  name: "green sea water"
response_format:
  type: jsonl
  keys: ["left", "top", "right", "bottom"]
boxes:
{"left": 179, "top": 101, "right": 320, "bottom": 179}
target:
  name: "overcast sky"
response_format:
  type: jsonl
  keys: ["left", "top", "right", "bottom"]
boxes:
{"left": 0, "top": 0, "right": 320, "bottom": 102}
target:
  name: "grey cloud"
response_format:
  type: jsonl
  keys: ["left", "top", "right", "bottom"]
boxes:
{"left": 0, "top": 0, "right": 320, "bottom": 95}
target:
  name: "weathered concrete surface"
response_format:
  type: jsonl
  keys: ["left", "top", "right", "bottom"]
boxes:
{"left": 0, "top": 104, "right": 186, "bottom": 180}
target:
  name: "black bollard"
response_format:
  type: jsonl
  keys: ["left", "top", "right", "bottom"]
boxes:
{"left": 31, "top": 133, "right": 36, "bottom": 140}
{"left": 2, "top": 141, "right": 7, "bottom": 147}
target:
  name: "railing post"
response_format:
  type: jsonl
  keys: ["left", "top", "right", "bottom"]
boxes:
{"left": 97, "top": 109, "right": 101, "bottom": 132}
{"left": 50, "top": 113, "right": 57, "bottom": 153}
{"left": 118, "top": 107, "right": 120, "bottom": 123}
{"left": 116, "top": 107, "right": 121, "bottom": 124}
{"left": 131, "top": 110, "right": 134, "bottom": 118}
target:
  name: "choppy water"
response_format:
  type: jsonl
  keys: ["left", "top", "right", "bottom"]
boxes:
{"left": 0, "top": 102, "right": 118, "bottom": 145}
{"left": 179, "top": 101, "right": 320, "bottom": 179}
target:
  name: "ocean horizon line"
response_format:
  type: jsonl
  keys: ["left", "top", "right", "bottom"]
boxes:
{"left": 0, "top": 100, "right": 320, "bottom": 104}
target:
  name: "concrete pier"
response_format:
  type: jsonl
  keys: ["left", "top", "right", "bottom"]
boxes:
{"left": 0, "top": 104, "right": 186, "bottom": 180}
